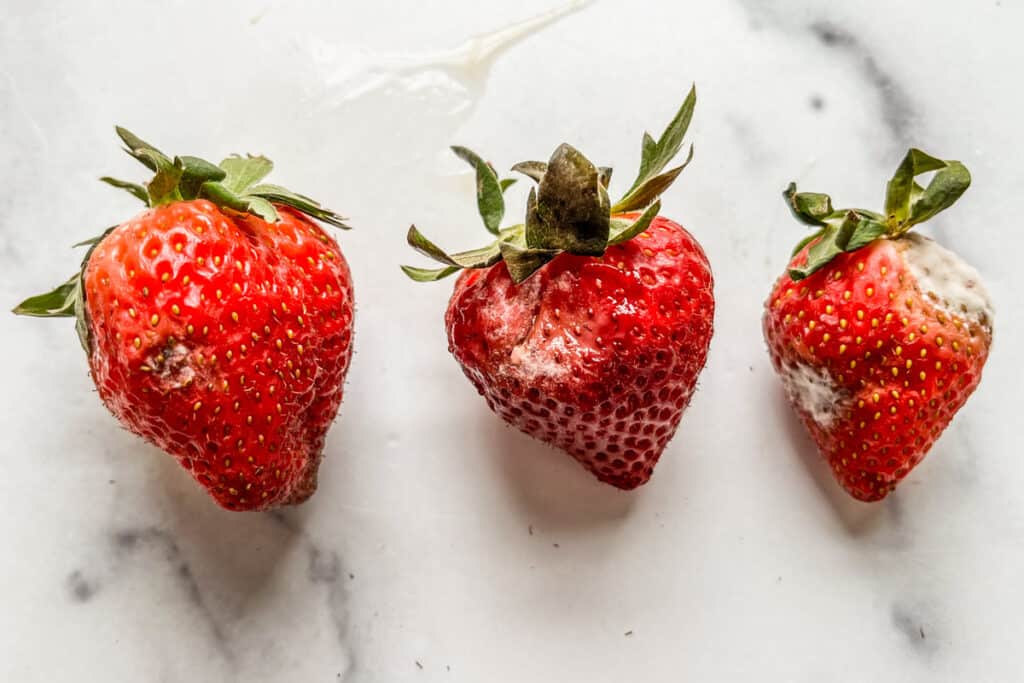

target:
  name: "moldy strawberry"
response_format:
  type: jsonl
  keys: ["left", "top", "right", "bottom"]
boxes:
{"left": 14, "top": 128, "right": 354, "bottom": 510}
{"left": 403, "top": 88, "right": 714, "bottom": 489}
{"left": 764, "top": 149, "right": 993, "bottom": 501}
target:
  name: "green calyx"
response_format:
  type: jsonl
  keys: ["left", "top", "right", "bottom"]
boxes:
{"left": 402, "top": 86, "right": 696, "bottom": 284}
{"left": 785, "top": 148, "right": 970, "bottom": 280}
{"left": 13, "top": 127, "right": 349, "bottom": 352}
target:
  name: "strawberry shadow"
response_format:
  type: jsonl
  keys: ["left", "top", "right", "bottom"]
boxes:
{"left": 487, "top": 419, "right": 638, "bottom": 532}
{"left": 772, "top": 387, "right": 890, "bottom": 537}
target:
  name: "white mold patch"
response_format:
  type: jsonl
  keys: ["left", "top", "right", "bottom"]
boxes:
{"left": 508, "top": 334, "right": 571, "bottom": 381}
{"left": 900, "top": 233, "right": 994, "bottom": 329}
{"left": 148, "top": 344, "right": 196, "bottom": 389}
{"left": 779, "top": 361, "right": 845, "bottom": 428}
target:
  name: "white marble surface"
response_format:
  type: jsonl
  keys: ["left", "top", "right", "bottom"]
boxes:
{"left": 2, "top": 1, "right": 1022, "bottom": 680}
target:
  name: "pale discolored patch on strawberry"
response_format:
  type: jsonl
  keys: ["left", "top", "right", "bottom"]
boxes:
{"left": 899, "top": 233, "right": 993, "bottom": 329}
{"left": 777, "top": 361, "right": 848, "bottom": 429}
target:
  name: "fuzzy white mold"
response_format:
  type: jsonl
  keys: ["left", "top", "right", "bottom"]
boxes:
{"left": 149, "top": 344, "right": 196, "bottom": 389}
{"left": 900, "top": 233, "right": 994, "bottom": 329}
{"left": 779, "top": 361, "right": 845, "bottom": 428}
{"left": 508, "top": 334, "right": 571, "bottom": 381}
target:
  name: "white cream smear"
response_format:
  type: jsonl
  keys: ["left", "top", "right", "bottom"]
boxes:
{"left": 900, "top": 233, "right": 994, "bottom": 330}
{"left": 779, "top": 361, "right": 845, "bottom": 428}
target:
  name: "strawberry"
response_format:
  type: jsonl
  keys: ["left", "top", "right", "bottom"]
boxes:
{"left": 763, "top": 149, "right": 993, "bottom": 501}
{"left": 14, "top": 129, "right": 353, "bottom": 511}
{"left": 403, "top": 88, "right": 714, "bottom": 489}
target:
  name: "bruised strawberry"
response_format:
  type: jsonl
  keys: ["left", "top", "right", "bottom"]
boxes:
{"left": 763, "top": 149, "right": 993, "bottom": 501}
{"left": 14, "top": 129, "right": 353, "bottom": 511}
{"left": 404, "top": 88, "right": 714, "bottom": 489}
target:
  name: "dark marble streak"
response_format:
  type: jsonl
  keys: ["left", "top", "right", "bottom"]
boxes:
{"left": 111, "top": 527, "right": 233, "bottom": 661}
{"left": 891, "top": 602, "right": 940, "bottom": 656}
{"left": 65, "top": 569, "right": 98, "bottom": 602}
{"left": 809, "top": 21, "right": 915, "bottom": 144}
{"left": 268, "top": 510, "right": 356, "bottom": 679}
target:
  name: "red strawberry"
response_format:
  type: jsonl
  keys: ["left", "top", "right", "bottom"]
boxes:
{"left": 403, "top": 88, "right": 714, "bottom": 489}
{"left": 763, "top": 149, "right": 993, "bottom": 501}
{"left": 14, "top": 129, "right": 354, "bottom": 511}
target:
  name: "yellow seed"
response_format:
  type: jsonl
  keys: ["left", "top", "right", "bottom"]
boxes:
{"left": 133, "top": 337, "right": 141, "bottom": 349}
{"left": 216, "top": 289, "right": 222, "bottom": 300}
{"left": 935, "top": 361, "right": 942, "bottom": 370}
{"left": 232, "top": 312, "right": 239, "bottom": 322}
{"left": 936, "top": 336, "right": 944, "bottom": 346}
{"left": 193, "top": 401, "right": 202, "bottom": 411}
{"left": 150, "top": 314, "right": 159, "bottom": 326}
{"left": 171, "top": 304, "right": 180, "bottom": 315}
{"left": 866, "top": 287, "right": 874, "bottom": 297}
{"left": 919, "top": 371, "right": 927, "bottom": 381}
{"left": 920, "top": 348, "right": 927, "bottom": 358}
{"left": 175, "top": 243, "right": 183, "bottom": 252}
{"left": 182, "top": 276, "right": 190, "bottom": 285}
{"left": 129, "top": 307, "right": 137, "bottom": 318}
{"left": 233, "top": 283, "right": 242, "bottom": 293}
{"left": 856, "top": 262, "right": 864, "bottom": 272}
{"left": 856, "top": 310, "right": 864, "bottom": 320}
{"left": 839, "top": 344, "right": 847, "bottom": 354}
{"left": 872, "top": 393, "right": 880, "bottom": 403}
{"left": 214, "top": 256, "right": 222, "bottom": 266}
{"left": 825, "top": 305, "right": 834, "bottom": 314}
{"left": 823, "top": 333, "right": 831, "bottom": 342}
{"left": 843, "top": 291, "right": 852, "bottom": 300}
{"left": 840, "top": 319, "right": 848, "bottom": 329}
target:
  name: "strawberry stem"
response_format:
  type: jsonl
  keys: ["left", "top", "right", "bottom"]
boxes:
{"left": 403, "top": 87, "right": 697, "bottom": 283}
{"left": 784, "top": 148, "right": 971, "bottom": 280}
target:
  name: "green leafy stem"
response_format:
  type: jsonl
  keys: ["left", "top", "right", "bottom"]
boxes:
{"left": 402, "top": 86, "right": 696, "bottom": 284}
{"left": 13, "top": 127, "right": 350, "bottom": 351}
{"left": 785, "top": 148, "right": 970, "bottom": 280}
